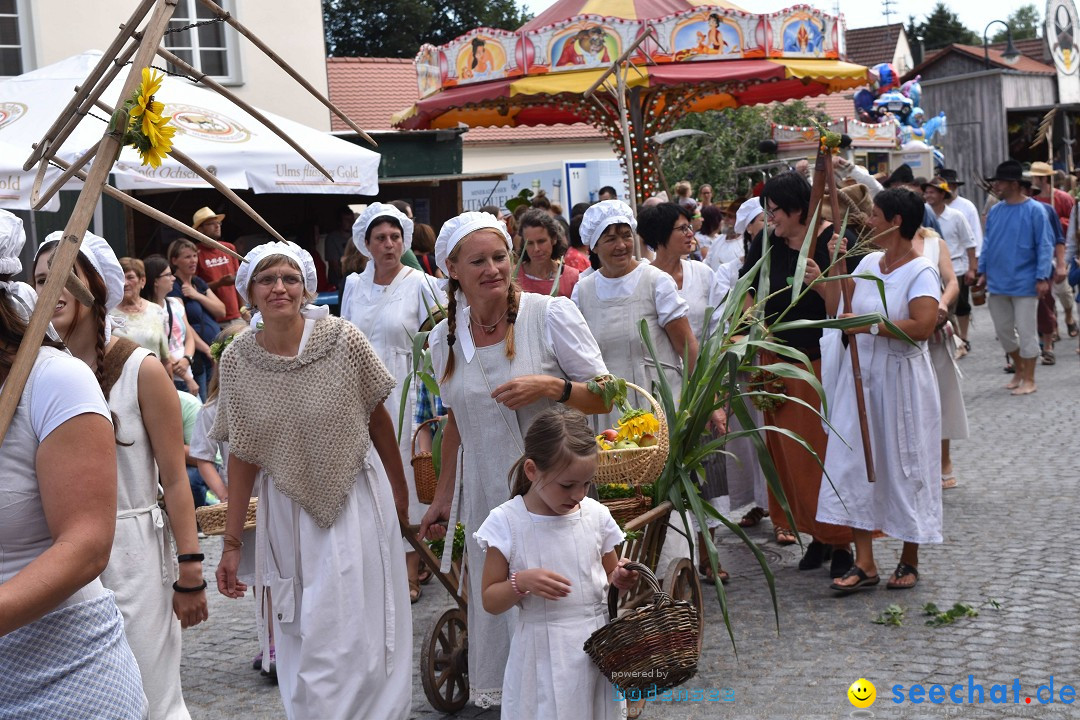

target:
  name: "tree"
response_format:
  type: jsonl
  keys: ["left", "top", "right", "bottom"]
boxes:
{"left": 906, "top": 15, "right": 924, "bottom": 65}
{"left": 913, "top": 3, "right": 979, "bottom": 51}
{"left": 992, "top": 4, "right": 1041, "bottom": 42}
{"left": 323, "top": 0, "right": 532, "bottom": 58}
{"left": 660, "top": 101, "right": 832, "bottom": 197}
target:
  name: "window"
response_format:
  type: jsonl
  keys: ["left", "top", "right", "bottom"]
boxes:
{"left": 164, "top": 0, "right": 241, "bottom": 84}
{"left": 0, "top": 0, "right": 28, "bottom": 77}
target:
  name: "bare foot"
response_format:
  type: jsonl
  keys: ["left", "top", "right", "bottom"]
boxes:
{"left": 1011, "top": 380, "right": 1037, "bottom": 396}
{"left": 1005, "top": 375, "right": 1021, "bottom": 390}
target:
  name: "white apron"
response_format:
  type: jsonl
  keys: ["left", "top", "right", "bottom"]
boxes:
{"left": 342, "top": 264, "right": 441, "bottom": 523}
{"left": 576, "top": 264, "right": 683, "bottom": 430}
{"left": 919, "top": 237, "right": 970, "bottom": 441}
{"left": 498, "top": 497, "right": 625, "bottom": 720}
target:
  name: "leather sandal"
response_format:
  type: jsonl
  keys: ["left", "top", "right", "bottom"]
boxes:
{"left": 409, "top": 579, "right": 422, "bottom": 604}
{"left": 773, "top": 526, "right": 797, "bottom": 545}
{"left": 738, "top": 506, "right": 768, "bottom": 527}
{"left": 886, "top": 562, "right": 919, "bottom": 589}
{"left": 830, "top": 565, "right": 880, "bottom": 594}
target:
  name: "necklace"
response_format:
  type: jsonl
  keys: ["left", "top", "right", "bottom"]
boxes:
{"left": 473, "top": 308, "right": 508, "bottom": 335}
{"left": 882, "top": 247, "right": 914, "bottom": 273}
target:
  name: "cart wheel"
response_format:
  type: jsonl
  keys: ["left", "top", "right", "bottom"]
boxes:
{"left": 664, "top": 557, "right": 704, "bottom": 654}
{"left": 421, "top": 607, "right": 469, "bottom": 713}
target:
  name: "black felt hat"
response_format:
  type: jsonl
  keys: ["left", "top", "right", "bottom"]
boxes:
{"left": 882, "top": 163, "right": 915, "bottom": 188}
{"left": 985, "top": 160, "right": 1024, "bottom": 183}
{"left": 939, "top": 168, "right": 965, "bottom": 187}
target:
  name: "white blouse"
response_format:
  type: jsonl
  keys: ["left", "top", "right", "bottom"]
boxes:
{"left": 570, "top": 262, "right": 688, "bottom": 327}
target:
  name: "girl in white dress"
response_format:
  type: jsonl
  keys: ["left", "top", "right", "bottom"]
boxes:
{"left": 341, "top": 202, "right": 444, "bottom": 601}
{"left": 475, "top": 407, "right": 637, "bottom": 720}
{"left": 817, "top": 188, "right": 943, "bottom": 594}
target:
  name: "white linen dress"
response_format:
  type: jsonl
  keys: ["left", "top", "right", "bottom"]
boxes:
{"left": 919, "top": 237, "right": 970, "bottom": 441}
{"left": 429, "top": 291, "right": 607, "bottom": 707}
{"left": 572, "top": 263, "right": 688, "bottom": 430}
{"left": 246, "top": 314, "right": 412, "bottom": 720}
{"left": 475, "top": 496, "right": 626, "bottom": 720}
{"left": 816, "top": 253, "right": 944, "bottom": 543}
{"left": 102, "top": 347, "right": 190, "bottom": 720}
{"left": 341, "top": 264, "right": 443, "bottom": 523}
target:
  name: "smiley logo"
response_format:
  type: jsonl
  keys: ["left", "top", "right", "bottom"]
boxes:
{"left": 848, "top": 678, "right": 876, "bottom": 708}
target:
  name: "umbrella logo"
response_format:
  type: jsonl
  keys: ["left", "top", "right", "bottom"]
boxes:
{"left": 0, "top": 102, "right": 27, "bottom": 130}
{"left": 165, "top": 104, "right": 251, "bottom": 143}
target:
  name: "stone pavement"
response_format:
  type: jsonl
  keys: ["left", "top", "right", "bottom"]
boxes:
{"left": 181, "top": 303, "right": 1080, "bottom": 719}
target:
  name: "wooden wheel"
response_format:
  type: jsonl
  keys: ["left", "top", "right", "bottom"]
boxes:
{"left": 421, "top": 607, "right": 469, "bottom": 713}
{"left": 664, "top": 557, "right": 704, "bottom": 654}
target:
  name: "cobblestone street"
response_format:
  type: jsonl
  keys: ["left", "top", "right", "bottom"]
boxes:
{"left": 181, "top": 303, "right": 1080, "bottom": 719}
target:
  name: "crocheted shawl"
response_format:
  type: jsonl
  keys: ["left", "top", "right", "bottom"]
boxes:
{"left": 209, "top": 316, "right": 395, "bottom": 528}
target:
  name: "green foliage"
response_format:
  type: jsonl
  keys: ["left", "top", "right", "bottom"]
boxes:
{"left": 993, "top": 4, "right": 1041, "bottom": 42}
{"left": 872, "top": 604, "right": 906, "bottom": 626}
{"left": 910, "top": 3, "right": 979, "bottom": 51}
{"left": 323, "top": 0, "right": 532, "bottom": 58}
{"left": 660, "top": 102, "right": 831, "bottom": 198}
{"left": 426, "top": 523, "right": 465, "bottom": 561}
{"left": 923, "top": 601, "right": 978, "bottom": 627}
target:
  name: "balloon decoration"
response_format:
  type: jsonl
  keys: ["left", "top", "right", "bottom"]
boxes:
{"left": 857, "top": 71, "right": 947, "bottom": 167}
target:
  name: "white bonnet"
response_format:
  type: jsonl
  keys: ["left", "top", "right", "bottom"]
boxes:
{"left": 235, "top": 241, "right": 317, "bottom": 305}
{"left": 36, "top": 229, "right": 125, "bottom": 311}
{"left": 434, "top": 211, "right": 512, "bottom": 275}
{"left": 0, "top": 210, "right": 25, "bottom": 276}
{"left": 352, "top": 203, "right": 414, "bottom": 259}
{"left": 734, "top": 197, "right": 764, "bottom": 237}
{"left": 580, "top": 200, "right": 637, "bottom": 250}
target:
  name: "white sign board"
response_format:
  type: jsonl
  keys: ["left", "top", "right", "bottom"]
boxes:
{"left": 462, "top": 160, "right": 628, "bottom": 217}
{"left": 1048, "top": 0, "right": 1080, "bottom": 103}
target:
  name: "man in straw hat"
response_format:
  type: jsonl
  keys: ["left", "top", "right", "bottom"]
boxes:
{"left": 923, "top": 177, "right": 977, "bottom": 355}
{"left": 191, "top": 206, "right": 242, "bottom": 322}
{"left": 977, "top": 160, "right": 1055, "bottom": 395}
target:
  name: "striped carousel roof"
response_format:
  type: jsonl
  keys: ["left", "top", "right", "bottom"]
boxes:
{"left": 522, "top": 0, "right": 747, "bottom": 30}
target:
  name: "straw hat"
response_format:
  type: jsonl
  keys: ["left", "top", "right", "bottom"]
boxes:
{"left": 192, "top": 207, "right": 225, "bottom": 230}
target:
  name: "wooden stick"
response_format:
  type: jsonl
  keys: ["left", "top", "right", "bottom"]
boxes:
{"left": 66, "top": 271, "right": 96, "bottom": 307}
{"left": 0, "top": 0, "right": 178, "bottom": 443}
{"left": 822, "top": 156, "right": 876, "bottom": 483}
{"left": 47, "top": 155, "right": 246, "bottom": 262}
{"left": 31, "top": 140, "right": 101, "bottom": 210}
{"left": 154, "top": 45, "right": 334, "bottom": 182}
{"left": 22, "top": 0, "right": 154, "bottom": 170}
{"left": 92, "top": 98, "right": 287, "bottom": 244}
{"left": 194, "top": 0, "right": 377, "bottom": 147}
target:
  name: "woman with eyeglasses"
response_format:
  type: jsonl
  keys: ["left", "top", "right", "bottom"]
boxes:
{"left": 739, "top": 171, "right": 856, "bottom": 578}
{"left": 572, "top": 200, "right": 698, "bottom": 431}
{"left": 341, "top": 203, "right": 444, "bottom": 604}
{"left": 213, "top": 241, "right": 412, "bottom": 719}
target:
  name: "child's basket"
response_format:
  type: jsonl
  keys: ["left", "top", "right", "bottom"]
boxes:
{"left": 583, "top": 561, "right": 699, "bottom": 694}
{"left": 411, "top": 417, "right": 442, "bottom": 505}
{"left": 195, "top": 498, "right": 257, "bottom": 536}
{"left": 596, "top": 382, "right": 669, "bottom": 487}
{"left": 600, "top": 489, "right": 654, "bottom": 525}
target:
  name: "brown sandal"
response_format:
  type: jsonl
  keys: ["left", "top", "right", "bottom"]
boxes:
{"left": 773, "top": 526, "right": 797, "bottom": 545}
{"left": 409, "top": 579, "right": 422, "bottom": 604}
{"left": 738, "top": 506, "right": 769, "bottom": 527}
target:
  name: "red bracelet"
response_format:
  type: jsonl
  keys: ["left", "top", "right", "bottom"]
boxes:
{"left": 510, "top": 572, "right": 529, "bottom": 597}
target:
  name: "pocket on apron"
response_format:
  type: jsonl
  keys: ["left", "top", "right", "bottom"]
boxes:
{"left": 267, "top": 571, "right": 300, "bottom": 626}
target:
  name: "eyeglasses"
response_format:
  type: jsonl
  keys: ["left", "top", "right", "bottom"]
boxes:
{"left": 673, "top": 224, "right": 694, "bottom": 235}
{"left": 764, "top": 204, "right": 780, "bottom": 219}
{"left": 254, "top": 273, "right": 303, "bottom": 288}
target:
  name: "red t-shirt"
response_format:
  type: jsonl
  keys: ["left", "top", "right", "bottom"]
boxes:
{"left": 196, "top": 242, "right": 241, "bottom": 321}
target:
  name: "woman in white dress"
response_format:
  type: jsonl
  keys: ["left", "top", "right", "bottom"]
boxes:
{"left": 571, "top": 200, "right": 698, "bottom": 431}
{"left": 817, "top": 188, "right": 943, "bottom": 593}
{"left": 0, "top": 213, "right": 146, "bottom": 718}
{"left": 111, "top": 257, "right": 169, "bottom": 362}
{"left": 142, "top": 255, "right": 201, "bottom": 395}
{"left": 34, "top": 232, "right": 207, "bottom": 720}
{"left": 341, "top": 202, "right": 444, "bottom": 602}
{"left": 418, "top": 212, "right": 611, "bottom": 709}
{"left": 213, "top": 241, "right": 412, "bottom": 720}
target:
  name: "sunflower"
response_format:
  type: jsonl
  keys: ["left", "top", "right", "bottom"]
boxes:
{"left": 615, "top": 410, "right": 659, "bottom": 442}
{"left": 137, "top": 120, "right": 175, "bottom": 168}
{"left": 130, "top": 68, "right": 164, "bottom": 119}
{"left": 122, "top": 67, "right": 175, "bottom": 168}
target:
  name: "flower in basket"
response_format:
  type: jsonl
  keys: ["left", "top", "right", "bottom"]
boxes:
{"left": 615, "top": 408, "right": 659, "bottom": 445}
{"left": 115, "top": 68, "right": 176, "bottom": 169}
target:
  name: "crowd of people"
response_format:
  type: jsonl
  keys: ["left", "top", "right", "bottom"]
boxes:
{"left": 1, "top": 146, "right": 1075, "bottom": 719}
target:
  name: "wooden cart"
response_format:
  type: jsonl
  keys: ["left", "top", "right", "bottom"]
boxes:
{"left": 403, "top": 499, "right": 704, "bottom": 714}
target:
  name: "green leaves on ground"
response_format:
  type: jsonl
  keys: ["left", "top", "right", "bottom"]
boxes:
{"left": 872, "top": 598, "right": 1002, "bottom": 628}
{"left": 872, "top": 604, "right": 906, "bottom": 626}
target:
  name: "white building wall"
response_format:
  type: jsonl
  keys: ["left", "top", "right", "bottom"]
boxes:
{"left": 463, "top": 140, "right": 617, "bottom": 174}
{"left": 27, "top": 0, "right": 330, "bottom": 129}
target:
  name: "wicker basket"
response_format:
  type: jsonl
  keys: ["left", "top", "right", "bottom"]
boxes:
{"left": 411, "top": 417, "right": 442, "bottom": 505}
{"left": 596, "top": 382, "right": 669, "bottom": 487}
{"left": 195, "top": 498, "right": 257, "bottom": 536}
{"left": 583, "top": 561, "right": 699, "bottom": 694}
{"left": 600, "top": 491, "right": 654, "bottom": 525}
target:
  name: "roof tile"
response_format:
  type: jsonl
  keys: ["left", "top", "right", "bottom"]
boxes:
{"left": 845, "top": 24, "right": 903, "bottom": 68}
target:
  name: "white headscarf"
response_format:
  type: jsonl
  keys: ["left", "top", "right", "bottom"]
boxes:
{"left": 235, "top": 241, "right": 318, "bottom": 305}
{"left": 579, "top": 200, "right": 636, "bottom": 250}
{"left": 433, "top": 211, "right": 512, "bottom": 275}
{"left": 352, "top": 203, "right": 415, "bottom": 259}
{"left": 36, "top": 230, "right": 126, "bottom": 311}
{"left": 734, "top": 196, "right": 765, "bottom": 237}
{"left": 0, "top": 210, "right": 25, "bottom": 276}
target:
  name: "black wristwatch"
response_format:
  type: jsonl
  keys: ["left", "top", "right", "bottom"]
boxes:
{"left": 184, "top": 354, "right": 194, "bottom": 364}
{"left": 557, "top": 378, "right": 573, "bottom": 403}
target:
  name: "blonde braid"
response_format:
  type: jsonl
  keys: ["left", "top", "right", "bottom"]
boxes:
{"left": 504, "top": 282, "right": 519, "bottom": 360}
{"left": 440, "top": 279, "right": 459, "bottom": 382}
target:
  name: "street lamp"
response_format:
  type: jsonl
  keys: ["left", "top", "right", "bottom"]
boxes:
{"left": 983, "top": 20, "right": 1021, "bottom": 69}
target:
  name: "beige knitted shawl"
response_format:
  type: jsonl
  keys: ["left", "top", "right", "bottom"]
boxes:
{"left": 209, "top": 316, "right": 395, "bottom": 528}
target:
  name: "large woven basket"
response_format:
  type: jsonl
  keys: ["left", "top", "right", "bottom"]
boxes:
{"left": 584, "top": 561, "right": 699, "bottom": 694}
{"left": 195, "top": 498, "right": 257, "bottom": 536}
{"left": 411, "top": 417, "right": 442, "bottom": 505}
{"left": 596, "top": 382, "right": 669, "bottom": 487}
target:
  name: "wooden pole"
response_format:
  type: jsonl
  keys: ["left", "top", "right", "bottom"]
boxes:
{"left": 23, "top": 1, "right": 153, "bottom": 170}
{"left": 31, "top": 140, "right": 101, "bottom": 210}
{"left": 154, "top": 46, "right": 335, "bottom": 182}
{"left": 822, "top": 157, "right": 876, "bottom": 483}
{"left": 194, "top": 0, "right": 377, "bottom": 147}
{"left": 0, "top": 0, "right": 178, "bottom": 443}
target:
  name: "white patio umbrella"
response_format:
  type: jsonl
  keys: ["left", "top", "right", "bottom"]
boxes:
{"left": 0, "top": 50, "right": 379, "bottom": 200}
{"left": 0, "top": 139, "right": 62, "bottom": 211}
